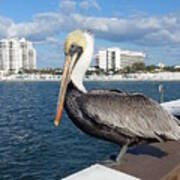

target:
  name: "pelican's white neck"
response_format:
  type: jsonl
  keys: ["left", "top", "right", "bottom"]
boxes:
{"left": 71, "top": 32, "right": 94, "bottom": 93}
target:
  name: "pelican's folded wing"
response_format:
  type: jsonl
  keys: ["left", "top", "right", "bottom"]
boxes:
{"left": 78, "top": 91, "right": 180, "bottom": 141}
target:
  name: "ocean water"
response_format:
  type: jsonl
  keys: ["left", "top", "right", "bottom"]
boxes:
{"left": 0, "top": 81, "right": 179, "bottom": 179}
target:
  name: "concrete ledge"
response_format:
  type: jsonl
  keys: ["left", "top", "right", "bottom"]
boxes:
{"left": 63, "top": 164, "right": 140, "bottom": 180}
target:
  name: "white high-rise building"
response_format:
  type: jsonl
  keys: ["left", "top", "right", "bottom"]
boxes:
{"left": 0, "top": 38, "right": 36, "bottom": 73}
{"left": 95, "top": 48, "right": 145, "bottom": 72}
{"left": 0, "top": 39, "right": 9, "bottom": 71}
{"left": 95, "top": 50, "right": 107, "bottom": 70}
{"left": 9, "top": 39, "right": 22, "bottom": 72}
{"left": 107, "top": 48, "right": 121, "bottom": 71}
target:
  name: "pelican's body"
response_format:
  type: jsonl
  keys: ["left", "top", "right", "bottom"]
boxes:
{"left": 54, "top": 30, "right": 180, "bottom": 161}
{"left": 65, "top": 81, "right": 180, "bottom": 147}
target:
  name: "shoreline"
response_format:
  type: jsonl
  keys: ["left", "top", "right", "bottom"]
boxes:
{"left": 0, "top": 79, "right": 180, "bottom": 82}
{"left": 0, "top": 72, "right": 180, "bottom": 82}
{"left": 1, "top": 78, "right": 180, "bottom": 82}
{"left": 1, "top": 79, "right": 180, "bottom": 82}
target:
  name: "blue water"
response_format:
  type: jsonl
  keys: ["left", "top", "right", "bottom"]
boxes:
{"left": 0, "top": 81, "right": 179, "bottom": 179}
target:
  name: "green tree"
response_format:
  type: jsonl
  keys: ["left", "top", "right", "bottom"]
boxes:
{"left": 131, "top": 62, "right": 145, "bottom": 71}
{"left": 145, "top": 65, "right": 157, "bottom": 72}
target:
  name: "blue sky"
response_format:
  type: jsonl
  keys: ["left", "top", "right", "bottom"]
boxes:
{"left": 0, "top": 0, "right": 180, "bottom": 67}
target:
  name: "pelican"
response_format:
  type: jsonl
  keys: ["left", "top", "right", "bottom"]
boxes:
{"left": 54, "top": 30, "right": 180, "bottom": 162}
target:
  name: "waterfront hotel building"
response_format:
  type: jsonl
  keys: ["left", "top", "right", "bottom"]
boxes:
{"left": 95, "top": 48, "right": 145, "bottom": 72}
{"left": 0, "top": 38, "right": 36, "bottom": 73}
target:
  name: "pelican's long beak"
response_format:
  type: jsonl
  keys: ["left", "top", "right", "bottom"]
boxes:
{"left": 54, "top": 55, "right": 72, "bottom": 127}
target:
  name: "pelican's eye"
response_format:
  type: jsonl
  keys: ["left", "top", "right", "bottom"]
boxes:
{"left": 71, "top": 44, "right": 75, "bottom": 48}
{"left": 68, "top": 43, "right": 83, "bottom": 57}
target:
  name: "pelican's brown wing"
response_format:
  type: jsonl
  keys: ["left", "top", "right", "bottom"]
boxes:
{"left": 78, "top": 91, "right": 180, "bottom": 141}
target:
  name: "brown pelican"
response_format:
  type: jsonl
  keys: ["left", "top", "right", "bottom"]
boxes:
{"left": 54, "top": 30, "right": 180, "bottom": 162}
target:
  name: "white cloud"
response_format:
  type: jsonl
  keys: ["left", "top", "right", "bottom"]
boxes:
{"left": 0, "top": 16, "right": 14, "bottom": 38}
{"left": 1, "top": 12, "right": 180, "bottom": 47}
{"left": 62, "top": 13, "right": 180, "bottom": 46}
{"left": 59, "top": 0, "right": 76, "bottom": 13}
{"left": 45, "top": 36, "right": 60, "bottom": 45}
{"left": 2, "top": 13, "right": 64, "bottom": 42}
{"left": 0, "top": 3, "right": 180, "bottom": 66}
{"left": 79, "top": 0, "right": 101, "bottom": 11}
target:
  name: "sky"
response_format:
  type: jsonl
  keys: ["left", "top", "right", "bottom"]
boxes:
{"left": 0, "top": 0, "right": 180, "bottom": 68}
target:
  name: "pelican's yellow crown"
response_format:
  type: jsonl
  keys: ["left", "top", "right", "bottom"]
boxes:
{"left": 64, "top": 30, "right": 86, "bottom": 54}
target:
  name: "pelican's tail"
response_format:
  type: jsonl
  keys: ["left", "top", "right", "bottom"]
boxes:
{"left": 173, "top": 116, "right": 180, "bottom": 126}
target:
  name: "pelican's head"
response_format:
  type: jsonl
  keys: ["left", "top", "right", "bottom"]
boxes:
{"left": 54, "top": 30, "right": 94, "bottom": 127}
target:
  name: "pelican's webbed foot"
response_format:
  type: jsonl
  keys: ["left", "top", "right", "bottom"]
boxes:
{"left": 102, "top": 143, "right": 129, "bottom": 167}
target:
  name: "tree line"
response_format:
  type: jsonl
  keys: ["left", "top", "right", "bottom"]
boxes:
{"left": 18, "top": 63, "right": 180, "bottom": 75}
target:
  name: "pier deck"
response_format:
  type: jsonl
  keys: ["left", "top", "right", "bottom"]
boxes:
{"left": 108, "top": 141, "right": 180, "bottom": 180}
